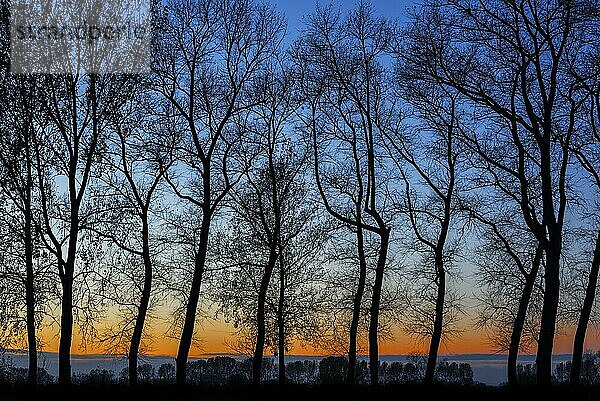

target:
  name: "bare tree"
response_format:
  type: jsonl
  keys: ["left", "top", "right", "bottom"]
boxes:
{"left": 0, "top": 72, "right": 40, "bottom": 386}
{"left": 212, "top": 60, "right": 329, "bottom": 385}
{"left": 467, "top": 204, "right": 544, "bottom": 386}
{"left": 88, "top": 77, "right": 172, "bottom": 386}
{"left": 33, "top": 70, "right": 136, "bottom": 386}
{"left": 402, "top": 0, "right": 593, "bottom": 385}
{"left": 384, "top": 74, "right": 464, "bottom": 384}
{"left": 569, "top": 27, "right": 600, "bottom": 385}
{"left": 237, "top": 63, "right": 318, "bottom": 386}
{"left": 214, "top": 139, "right": 326, "bottom": 384}
{"left": 153, "top": 0, "right": 285, "bottom": 385}
{"left": 0, "top": 1, "right": 46, "bottom": 386}
{"left": 34, "top": 72, "right": 95, "bottom": 386}
{"left": 294, "top": 2, "right": 395, "bottom": 385}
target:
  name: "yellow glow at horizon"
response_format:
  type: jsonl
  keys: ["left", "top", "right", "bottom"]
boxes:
{"left": 34, "top": 319, "right": 600, "bottom": 357}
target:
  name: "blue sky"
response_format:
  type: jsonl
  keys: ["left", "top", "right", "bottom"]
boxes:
{"left": 270, "top": 0, "right": 416, "bottom": 38}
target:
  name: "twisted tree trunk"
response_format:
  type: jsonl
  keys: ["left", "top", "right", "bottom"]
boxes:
{"left": 129, "top": 215, "right": 153, "bottom": 387}
{"left": 570, "top": 231, "right": 600, "bottom": 386}
{"left": 176, "top": 210, "right": 210, "bottom": 387}
{"left": 424, "top": 253, "right": 445, "bottom": 385}
{"left": 507, "top": 247, "right": 542, "bottom": 386}
{"left": 252, "top": 247, "right": 277, "bottom": 385}
{"left": 348, "top": 224, "right": 367, "bottom": 386}
{"left": 368, "top": 228, "right": 390, "bottom": 386}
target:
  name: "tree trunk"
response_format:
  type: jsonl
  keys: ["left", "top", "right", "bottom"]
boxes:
{"left": 25, "top": 250, "right": 37, "bottom": 388}
{"left": 423, "top": 180, "right": 455, "bottom": 386}
{"left": 58, "top": 270, "right": 73, "bottom": 386}
{"left": 277, "top": 310, "right": 285, "bottom": 386}
{"left": 424, "top": 253, "right": 446, "bottom": 385}
{"left": 570, "top": 230, "right": 600, "bottom": 387}
{"left": 535, "top": 132, "right": 563, "bottom": 387}
{"left": 252, "top": 246, "right": 277, "bottom": 386}
{"left": 507, "top": 247, "right": 542, "bottom": 387}
{"left": 58, "top": 206, "right": 80, "bottom": 387}
{"left": 129, "top": 216, "right": 153, "bottom": 387}
{"left": 536, "top": 231, "right": 562, "bottom": 386}
{"left": 368, "top": 228, "right": 390, "bottom": 386}
{"left": 24, "top": 160, "right": 37, "bottom": 387}
{"left": 348, "top": 225, "right": 367, "bottom": 386}
{"left": 277, "top": 250, "right": 285, "bottom": 386}
{"left": 59, "top": 222, "right": 78, "bottom": 386}
{"left": 176, "top": 212, "right": 210, "bottom": 387}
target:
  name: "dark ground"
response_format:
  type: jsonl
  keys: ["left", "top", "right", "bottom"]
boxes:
{"left": 2, "top": 384, "right": 600, "bottom": 401}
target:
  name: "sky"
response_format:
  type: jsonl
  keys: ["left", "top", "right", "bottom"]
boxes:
{"left": 26, "top": 0, "right": 600, "bottom": 360}
{"left": 271, "top": 0, "right": 415, "bottom": 38}
{"left": 37, "top": 318, "right": 600, "bottom": 358}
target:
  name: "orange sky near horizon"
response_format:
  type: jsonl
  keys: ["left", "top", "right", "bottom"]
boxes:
{"left": 33, "top": 319, "right": 600, "bottom": 358}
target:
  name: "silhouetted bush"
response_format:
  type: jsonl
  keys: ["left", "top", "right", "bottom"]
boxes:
{"left": 355, "top": 360, "right": 369, "bottom": 385}
{"left": 0, "top": 366, "right": 54, "bottom": 385}
{"left": 318, "top": 356, "right": 347, "bottom": 384}
{"left": 261, "top": 358, "right": 278, "bottom": 383}
{"left": 0, "top": 357, "right": 12, "bottom": 385}
{"left": 9, "top": 367, "right": 29, "bottom": 384}
{"left": 309, "top": 356, "right": 475, "bottom": 386}
{"left": 435, "top": 361, "right": 474, "bottom": 385}
{"left": 0, "top": 355, "right": 476, "bottom": 387}
{"left": 581, "top": 353, "right": 600, "bottom": 385}
{"left": 37, "top": 367, "right": 54, "bottom": 385}
{"left": 516, "top": 363, "right": 536, "bottom": 385}
{"left": 286, "top": 360, "right": 318, "bottom": 384}
{"left": 380, "top": 361, "right": 423, "bottom": 384}
{"left": 74, "top": 368, "right": 115, "bottom": 386}
{"left": 555, "top": 352, "right": 600, "bottom": 386}
{"left": 115, "top": 364, "right": 158, "bottom": 385}
{"left": 518, "top": 355, "right": 600, "bottom": 386}
{"left": 157, "top": 363, "right": 175, "bottom": 384}
{"left": 118, "top": 367, "right": 128, "bottom": 385}
{"left": 380, "top": 361, "right": 401, "bottom": 384}
{"left": 555, "top": 361, "right": 570, "bottom": 384}
{"left": 184, "top": 360, "right": 203, "bottom": 386}
{"left": 0, "top": 357, "right": 55, "bottom": 385}
{"left": 138, "top": 363, "right": 155, "bottom": 384}
{"left": 186, "top": 356, "right": 251, "bottom": 387}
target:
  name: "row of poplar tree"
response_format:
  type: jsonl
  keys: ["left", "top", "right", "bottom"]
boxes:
{"left": 0, "top": 0, "right": 599, "bottom": 390}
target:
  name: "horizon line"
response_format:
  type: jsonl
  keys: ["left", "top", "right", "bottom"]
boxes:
{"left": 2, "top": 350, "right": 575, "bottom": 358}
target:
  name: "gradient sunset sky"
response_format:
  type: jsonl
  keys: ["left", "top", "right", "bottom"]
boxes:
{"left": 38, "top": 316, "right": 600, "bottom": 357}
{"left": 30, "top": 0, "right": 600, "bottom": 359}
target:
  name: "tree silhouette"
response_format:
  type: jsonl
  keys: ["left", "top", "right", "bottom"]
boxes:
{"left": 0, "top": 72, "right": 39, "bottom": 387}
{"left": 212, "top": 59, "right": 327, "bottom": 385}
{"left": 0, "top": 0, "right": 599, "bottom": 393}
{"left": 12, "top": 0, "right": 146, "bottom": 384}
{"left": 386, "top": 52, "right": 466, "bottom": 384}
{"left": 468, "top": 205, "right": 543, "bottom": 386}
{"left": 89, "top": 75, "right": 171, "bottom": 386}
{"left": 33, "top": 73, "right": 134, "bottom": 386}
{"left": 402, "top": 0, "right": 594, "bottom": 385}
{"left": 152, "top": 0, "right": 285, "bottom": 386}
{"left": 0, "top": 1, "right": 49, "bottom": 386}
{"left": 569, "top": 33, "right": 600, "bottom": 385}
{"left": 294, "top": 2, "right": 396, "bottom": 385}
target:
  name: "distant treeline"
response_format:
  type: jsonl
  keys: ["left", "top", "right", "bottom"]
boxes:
{"left": 0, "top": 355, "right": 476, "bottom": 386}
{"left": 8, "top": 353, "right": 600, "bottom": 388}
{"left": 7, "top": 353, "right": 600, "bottom": 388}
